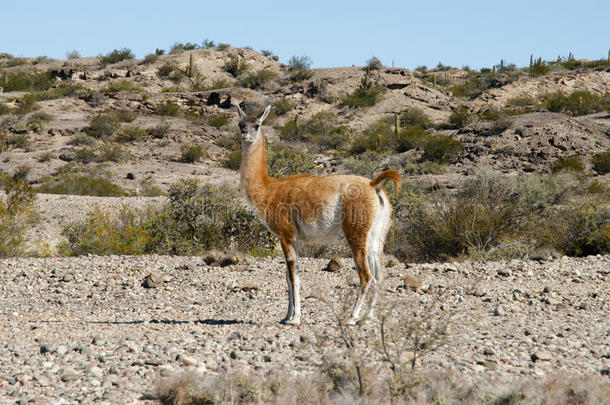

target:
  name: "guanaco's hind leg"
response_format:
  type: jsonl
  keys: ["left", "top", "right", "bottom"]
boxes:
{"left": 279, "top": 238, "right": 301, "bottom": 325}
{"left": 346, "top": 247, "right": 372, "bottom": 325}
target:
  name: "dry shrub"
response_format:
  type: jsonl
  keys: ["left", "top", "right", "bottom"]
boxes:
{"left": 0, "top": 178, "right": 37, "bottom": 257}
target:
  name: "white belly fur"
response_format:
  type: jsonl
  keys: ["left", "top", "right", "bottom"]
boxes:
{"left": 294, "top": 197, "right": 343, "bottom": 242}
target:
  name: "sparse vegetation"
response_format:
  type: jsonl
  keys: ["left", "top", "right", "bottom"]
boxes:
{"left": 100, "top": 48, "right": 134, "bottom": 65}
{"left": 86, "top": 113, "right": 120, "bottom": 138}
{"left": 543, "top": 90, "right": 610, "bottom": 116}
{"left": 223, "top": 55, "right": 249, "bottom": 77}
{"left": 66, "top": 50, "right": 81, "bottom": 60}
{"left": 287, "top": 55, "right": 314, "bottom": 82}
{"left": 155, "top": 100, "right": 181, "bottom": 116}
{"left": 101, "top": 80, "right": 144, "bottom": 93}
{"left": 1, "top": 71, "right": 54, "bottom": 92}
{"left": 0, "top": 177, "right": 37, "bottom": 257}
{"left": 147, "top": 121, "right": 171, "bottom": 139}
{"left": 267, "top": 144, "right": 317, "bottom": 177}
{"left": 591, "top": 148, "right": 610, "bottom": 174}
{"left": 180, "top": 144, "right": 206, "bottom": 163}
{"left": 448, "top": 106, "right": 473, "bottom": 128}
{"left": 238, "top": 68, "right": 277, "bottom": 89}
{"left": 36, "top": 172, "right": 127, "bottom": 197}
{"left": 551, "top": 154, "right": 584, "bottom": 173}
{"left": 116, "top": 126, "right": 147, "bottom": 142}
{"left": 341, "top": 69, "right": 385, "bottom": 108}
{"left": 273, "top": 98, "right": 296, "bottom": 115}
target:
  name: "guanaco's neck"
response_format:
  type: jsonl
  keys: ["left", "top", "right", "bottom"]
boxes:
{"left": 240, "top": 137, "right": 271, "bottom": 205}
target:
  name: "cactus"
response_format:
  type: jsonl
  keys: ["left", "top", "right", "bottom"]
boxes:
{"left": 607, "top": 49, "right": 609, "bottom": 62}
{"left": 295, "top": 115, "right": 300, "bottom": 137}
{"left": 530, "top": 54, "right": 533, "bottom": 67}
{"left": 3, "top": 71, "right": 7, "bottom": 87}
{"left": 394, "top": 113, "right": 400, "bottom": 136}
{"left": 432, "top": 73, "right": 436, "bottom": 87}
{"left": 187, "top": 54, "right": 194, "bottom": 78}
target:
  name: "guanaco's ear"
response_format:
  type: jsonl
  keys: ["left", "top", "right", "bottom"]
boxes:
{"left": 235, "top": 103, "right": 245, "bottom": 120}
{"left": 258, "top": 105, "right": 271, "bottom": 124}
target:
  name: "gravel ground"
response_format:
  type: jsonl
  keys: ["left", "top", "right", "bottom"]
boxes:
{"left": 0, "top": 254, "right": 608, "bottom": 404}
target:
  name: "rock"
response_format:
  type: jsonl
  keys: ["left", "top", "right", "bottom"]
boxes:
{"left": 483, "top": 348, "right": 496, "bottom": 356}
{"left": 493, "top": 305, "right": 506, "bottom": 316}
{"left": 126, "top": 172, "right": 135, "bottom": 180}
{"left": 60, "top": 273, "right": 74, "bottom": 282}
{"left": 60, "top": 368, "right": 80, "bottom": 382}
{"left": 87, "top": 366, "right": 104, "bottom": 378}
{"left": 531, "top": 350, "right": 552, "bottom": 362}
{"left": 176, "top": 354, "right": 198, "bottom": 366}
{"left": 400, "top": 350, "right": 415, "bottom": 364}
{"left": 142, "top": 273, "right": 162, "bottom": 288}
{"left": 230, "top": 350, "right": 239, "bottom": 360}
{"left": 403, "top": 275, "right": 422, "bottom": 292}
{"left": 92, "top": 335, "right": 106, "bottom": 346}
{"left": 40, "top": 344, "right": 56, "bottom": 354}
{"left": 323, "top": 257, "right": 343, "bottom": 272}
{"left": 498, "top": 269, "right": 511, "bottom": 277}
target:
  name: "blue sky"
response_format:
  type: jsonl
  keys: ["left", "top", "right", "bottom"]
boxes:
{"left": 2, "top": 1, "right": 608, "bottom": 70}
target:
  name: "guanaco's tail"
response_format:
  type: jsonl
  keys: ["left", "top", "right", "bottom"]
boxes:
{"left": 370, "top": 170, "right": 402, "bottom": 191}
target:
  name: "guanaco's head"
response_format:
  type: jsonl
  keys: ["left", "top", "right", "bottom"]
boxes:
{"left": 236, "top": 104, "right": 271, "bottom": 145}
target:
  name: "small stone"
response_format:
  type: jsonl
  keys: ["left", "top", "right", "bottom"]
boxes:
{"left": 323, "top": 257, "right": 343, "bottom": 272}
{"left": 60, "top": 368, "right": 80, "bottom": 382}
{"left": 498, "top": 269, "right": 511, "bottom": 277}
{"left": 61, "top": 274, "right": 74, "bottom": 282}
{"left": 126, "top": 172, "right": 135, "bottom": 180}
{"left": 142, "top": 273, "right": 162, "bottom": 288}
{"left": 399, "top": 350, "right": 415, "bottom": 364}
{"left": 92, "top": 335, "right": 106, "bottom": 346}
{"left": 144, "top": 359, "right": 164, "bottom": 366}
{"left": 493, "top": 305, "right": 506, "bottom": 316}
{"left": 176, "top": 354, "right": 198, "bottom": 366}
{"left": 403, "top": 275, "right": 422, "bottom": 292}
{"left": 531, "top": 350, "right": 552, "bottom": 362}
{"left": 483, "top": 348, "right": 496, "bottom": 356}
{"left": 56, "top": 345, "right": 68, "bottom": 356}
{"left": 40, "top": 344, "right": 56, "bottom": 354}
{"left": 87, "top": 366, "right": 103, "bottom": 378}
{"left": 230, "top": 350, "right": 239, "bottom": 360}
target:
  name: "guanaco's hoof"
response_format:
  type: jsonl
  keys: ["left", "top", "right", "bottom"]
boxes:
{"left": 280, "top": 318, "right": 301, "bottom": 326}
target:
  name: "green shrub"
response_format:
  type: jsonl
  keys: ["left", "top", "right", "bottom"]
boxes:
{"left": 342, "top": 151, "right": 384, "bottom": 177}
{"left": 448, "top": 106, "right": 473, "bottom": 128}
{"left": 365, "top": 56, "right": 383, "bottom": 70}
{"left": 74, "top": 147, "right": 97, "bottom": 164}
{"left": 529, "top": 60, "right": 550, "bottom": 76}
{"left": 169, "top": 42, "right": 199, "bottom": 54}
{"left": 157, "top": 61, "right": 177, "bottom": 78}
{"left": 341, "top": 71, "right": 385, "bottom": 108}
{"left": 66, "top": 50, "right": 81, "bottom": 60}
{"left": 27, "top": 111, "right": 53, "bottom": 131}
{"left": 117, "top": 126, "right": 147, "bottom": 142}
{"left": 223, "top": 150, "right": 242, "bottom": 170}
{"left": 113, "top": 108, "right": 137, "bottom": 123}
{"left": 403, "top": 160, "right": 444, "bottom": 175}
{"left": 143, "top": 179, "right": 274, "bottom": 255}
{"left": 86, "top": 113, "right": 119, "bottom": 138}
{"left": 544, "top": 90, "right": 609, "bottom": 116}
{"left": 396, "top": 125, "right": 430, "bottom": 153}
{"left": 349, "top": 121, "right": 395, "bottom": 154}
{"left": 279, "top": 111, "right": 347, "bottom": 150}
{"left": 223, "top": 55, "right": 249, "bottom": 77}
{"left": 543, "top": 200, "right": 609, "bottom": 256}
{"left": 147, "top": 121, "right": 171, "bottom": 139}
{"left": 287, "top": 55, "right": 314, "bottom": 82}
{"left": 207, "top": 115, "right": 230, "bottom": 128}
{"left": 180, "top": 144, "right": 206, "bottom": 163}
{"left": 273, "top": 99, "right": 296, "bottom": 115}
{"left": 98, "top": 143, "right": 130, "bottom": 162}
{"left": 68, "top": 134, "right": 96, "bottom": 146}
{"left": 100, "top": 48, "right": 134, "bottom": 64}
{"left": 155, "top": 100, "right": 181, "bottom": 116}
{"left": 36, "top": 173, "right": 127, "bottom": 196}
{"left": 591, "top": 148, "right": 610, "bottom": 174}
{"left": 0, "top": 102, "right": 11, "bottom": 115}
{"left": 2, "top": 71, "right": 54, "bottom": 92}
{"left": 421, "top": 134, "right": 464, "bottom": 162}
{"left": 238, "top": 68, "right": 277, "bottom": 89}
{"left": 0, "top": 178, "right": 37, "bottom": 257}
{"left": 101, "top": 80, "right": 144, "bottom": 93}
{"left": 267, "top": 144, "right": 317, "bottom": 177}
{"left": 216, "top": 43, "right": 230, "bottom": 51}
{"left": 7, "top": 134, "right": 32, "bottom": 151}
{"left": 400, "top": 107, "right": 432, "bottom": 128}
{"left": 551, "top": 154, "right": 584, "bottom": 173}
{"left": 142, "top": 53, "right": 159, "bottom": 64}
{"left": 61, "top": 205, "right": 150, "bottom": 256}
{"left": 27, "top": 84, "right": 86, "bottom": 101}
{"left": 507, "top": 96, "right": 536, "bottom": 107}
